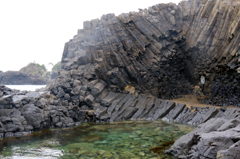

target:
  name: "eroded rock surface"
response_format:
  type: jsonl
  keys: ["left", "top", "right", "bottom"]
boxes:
{"left": 60, "top": 0, "right": 240, "bottom": 106}
{"left": 1, "top": 0, "right": 240, "bottom": 158}
{"left": 166, "top": 118, "right": 240, "bottom": 159}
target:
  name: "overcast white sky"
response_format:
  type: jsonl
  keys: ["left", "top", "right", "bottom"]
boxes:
{"left": 0, "top": 0, "right": 181, "bottom": 72}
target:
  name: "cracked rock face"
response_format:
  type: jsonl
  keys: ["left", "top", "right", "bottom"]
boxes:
{"left": 60, "top": 0, "right": 240, "bottom": 105}
{"left": 166, "top": 118, "right": 240, "bottom": 159}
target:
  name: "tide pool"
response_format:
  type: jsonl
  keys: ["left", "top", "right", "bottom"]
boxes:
{"left": 0, "top": 120, "right": 194, "bottom": 159}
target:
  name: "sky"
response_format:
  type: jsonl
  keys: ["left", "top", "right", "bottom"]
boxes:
{"left": 0, "top": 0, "right": 181, "bottom": 72}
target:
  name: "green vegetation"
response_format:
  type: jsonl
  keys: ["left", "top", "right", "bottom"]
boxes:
{"left": 20, "top": 62, "right": 47, "bottom": 79}
{"left": 52, "top": 62, "right": 61, "bottom": 72}
{"left": 46, "top": 71, "right": 51, "bottom": 76}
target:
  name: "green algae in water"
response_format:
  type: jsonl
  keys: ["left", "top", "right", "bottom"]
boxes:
{"left": 0, "top": 120, "right": 194, "bottom": 159}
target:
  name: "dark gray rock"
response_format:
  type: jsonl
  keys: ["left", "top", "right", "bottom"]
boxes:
{"left": 73, "top": 86, "right": 81, "bottom": 95}
{"left": 57, "top": 87, "right": 65, "bottom": 98}
{"left": 21, "top": 104, "right": 44, "bottom": 129}
{"left": 111, "top": 97, "right": 138, "bottom": 122}
{"left": 107, "top": 94, "right": 126, "bottom": 116}
{"left": 5, "top": 123, "right": 23, "bottom": 132}
{"left": 145, "top": 98, "right": 162, "bottom": 120}
{"left": 36, "top": 98, "right": 48, "bottom": 109}
{"left": 217, "top": 118, "right": 240, "bottom": 132}
{"left": 0, "top": 116, "right": 12, "bottom": 124}
{"left": 174, "top": 107, "right": 192, "bottom": 123}
{"left": 94, "top": 106, "right": 108, "bottom": 118}
{"left": 55, "top": 122, "right": 63, "bottom": 127}
{"left": 85, "top": 94, "right": 94, "bottom": 105}
{"left": 72, "top": 80, "right": 81, "bottom": 87}
{"left": 24, "top": 125, "right": 33, "bottom": 131}
{"left": 166, "top": 118, "right": 240, "bottom": 158}
{"left": 217, "top": 140, "right": 240, "bottom": 159}
{"left": 152, "top": 100, "right": 175, "bottom": 120}
{"left": 162, "top": 103, "right": 186, "bottom": 121}
{"left": 117, "top": 97, "right": 138, "bottom": 117}
{"left": 25, "top": 92, "right": 41, "bottom": 99}
{"left": 130, "top": 96, "right": 148, "bottom": 120}
{"left": 121, "top": 107, "right": 138, "bottom": 120}
{"left": 101, "top": 92, "right": 120, "bottom": 107}
{"left": 138, "top": 97, "right": 155, "bottom": 119}
{"left": 12, "top": 95, "right": 26, "bottom": 103}
{"left": 0, "top": 95, "right": 13, "bottom": 109}
{"left": 188, "top": 107, "right": 219, "bottom": 125}
{"left": 91, "top": 82, "right": 105, "bottom": 96}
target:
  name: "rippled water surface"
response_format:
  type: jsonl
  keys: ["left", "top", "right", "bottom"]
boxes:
{"left": 0, "top": 120, "right": 194, "bottom": 159}
{"left": 5, "top": 85, "right": 46, "bottom": 91}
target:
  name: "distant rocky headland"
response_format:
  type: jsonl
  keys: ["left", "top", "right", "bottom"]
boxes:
{"left": 1, "top": 0, "right": 240, "bottom": 158}
{"left": 0, "top": 62, "right": 61, "bottom": 85}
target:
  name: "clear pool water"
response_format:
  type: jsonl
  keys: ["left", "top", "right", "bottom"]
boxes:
{"left": 0, "top": 120, "right": 194, "bottom": 159}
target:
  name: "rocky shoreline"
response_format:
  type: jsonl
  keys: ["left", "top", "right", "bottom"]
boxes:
{"left": 1, "top": 83, "right": 240, "bottom": 158}
{"left": 1, "top": 0, "right": 240, "bottom": 158}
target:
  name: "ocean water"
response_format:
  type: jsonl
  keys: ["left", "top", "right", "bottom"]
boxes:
{"left": 0, "top": 120, "right": 194, "bottom": 159}
{"left": 5, "top": 85, "right": 46, "bottom": 91}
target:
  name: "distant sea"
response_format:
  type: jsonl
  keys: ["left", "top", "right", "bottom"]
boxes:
{"left": 5, "top": 85, "right": 46, "bottom": 91}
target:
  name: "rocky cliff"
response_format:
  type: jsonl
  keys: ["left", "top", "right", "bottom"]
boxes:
{"left": 20, "top": 63, "right": 50, "bottom": 83}
{"left": 0, "top": 71, "right": 45, "bottom": 85}
{"left": 61, "top": 0, "right": 240, "bottom": 106}
{"left": 0, "top": 0, "right": 240, "bottom": 158}
{"left": 0, "top": 63, "right": 58, "bottom": 85}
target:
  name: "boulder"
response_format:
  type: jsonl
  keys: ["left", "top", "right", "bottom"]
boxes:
{"left": 91, "top": 82, "right": 105, "bottom": 96}
{"left": 25, "top": 92, "right": 41, "bottom": 98}
{"left": 0, "top": 95, "right": 13, "bottom": 109}
{"left": 85, "top": 94, "right": 94, "bottom": 105}
{"left": 21, "top": 104, "right": 44, "bottom": 129}
{"left": 36, "top": 98, "right": 48, "bottom": 109}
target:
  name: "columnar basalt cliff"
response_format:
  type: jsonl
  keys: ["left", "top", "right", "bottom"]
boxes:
{"left": 61, "top": 0, "right": 240, "bottom": 105}
{"left": 0, "top": 0, "right": 240, "bottom": 158}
